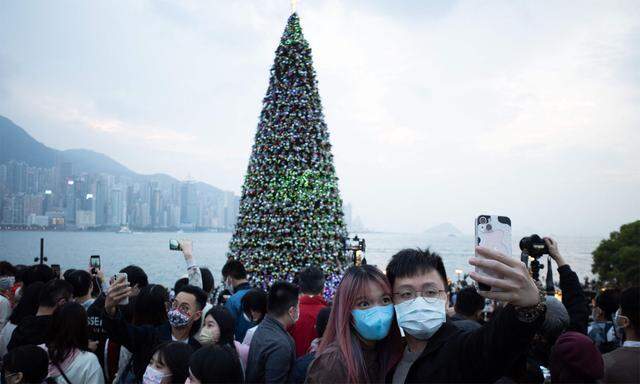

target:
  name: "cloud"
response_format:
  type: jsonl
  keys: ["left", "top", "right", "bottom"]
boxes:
{"left": 15, "top": 89, "right": 197, "bottom": 146}
{"left": 1, "top": 0, "right": 638, "bottom": 236}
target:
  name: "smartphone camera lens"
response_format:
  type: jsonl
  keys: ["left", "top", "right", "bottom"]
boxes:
{"left": 486, "top": 224, "right": 492, "bottom": 231}
{"left": 479, "top": 217, "right": 487, "bottom": 224}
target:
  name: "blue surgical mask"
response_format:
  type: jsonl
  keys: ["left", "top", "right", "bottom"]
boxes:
{"left": 351, "top": 305, "right": 394, "bottom": 341}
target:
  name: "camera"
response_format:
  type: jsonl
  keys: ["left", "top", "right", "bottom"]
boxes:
{"left": 519, "top": 234, "right": 549, "bottom": 258}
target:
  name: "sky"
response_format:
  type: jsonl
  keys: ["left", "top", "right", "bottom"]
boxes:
{"left": 1, "top": 0, "right": 639, "bottom": 237}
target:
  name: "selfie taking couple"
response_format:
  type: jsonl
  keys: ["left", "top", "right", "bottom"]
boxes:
{"left": 305, "top": 244, "right": 545, "bottom": 383}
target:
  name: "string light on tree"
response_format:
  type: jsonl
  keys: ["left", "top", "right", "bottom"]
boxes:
{"left": 227, "top": 12, "right": 348, "bottom": 299}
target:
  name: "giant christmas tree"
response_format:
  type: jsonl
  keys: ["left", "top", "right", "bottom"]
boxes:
{"left": 228, "top": 13, "right": 348, "bottom": 294}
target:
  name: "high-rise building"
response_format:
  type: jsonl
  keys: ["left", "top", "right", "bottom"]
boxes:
{"left": 109, "top": 187, "right": 126, "bottom": 226}
{"left": 95, "top": 178, "right": 107, "bottom": 225}
{"left": 180, "top": 181, "right": 198, "bottom": 225}
{"left": 150, "top": 183, "right": 161, "bottom": 228}
{"left": 64, "top": 179, "right": 76, "bottom": 225}
{"left": 223, "top": 191, "right": 240, "bottom": 229}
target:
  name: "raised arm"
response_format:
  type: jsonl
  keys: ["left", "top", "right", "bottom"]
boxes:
{"left": 461, "top": 246, "right": 546, "bottom": 381}
{"left": 181, "top": 240, "right": 203, "bottom": 289}
{"left": 545, "top": 237, "right": 588, "bottom": 334}
{"left": 101, "top": 276, "right": 156, "bottom": 353}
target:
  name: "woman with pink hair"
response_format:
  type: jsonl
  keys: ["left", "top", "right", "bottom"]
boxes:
{"left": 306, "top": 265, "right": 402, "bottom": 383}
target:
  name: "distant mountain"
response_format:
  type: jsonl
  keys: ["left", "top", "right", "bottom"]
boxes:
{"left": 0, "top": 115, "right": 59, "bottom": 167}
{"left": 0, "top": 115, "right": 226, "bottom": 194}
{"left": 61, "top": 148, "right": 136, "bottom": 177}
{"left": 424, "top": 222, "right": 463, "bottom": 236}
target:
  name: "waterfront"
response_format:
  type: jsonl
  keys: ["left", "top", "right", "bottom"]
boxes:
{"left": 0, "top": 231, "right": 601, "bottom": 288}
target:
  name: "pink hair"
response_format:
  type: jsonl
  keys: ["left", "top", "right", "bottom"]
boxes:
{"left": 317, "top": 265, "right": 402, "bottom": 383}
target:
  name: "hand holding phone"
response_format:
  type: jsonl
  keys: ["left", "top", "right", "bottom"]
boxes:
{"left": 90, "top": 255, "right": 101, "bottom": 275}
{"left": 468, "top": 247, "right": 540, "bottom": 307}
{"left": 474, "top": 215, "right": 512, "bottom": 291}
{"left": 105, "top": 273, "right": 132, "bottom": 316}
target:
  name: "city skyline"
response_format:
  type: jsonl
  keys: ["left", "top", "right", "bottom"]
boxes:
{"left": 0, "top": 157, "right": 241, "bottom": 231}
{"left": 1, "top": 1, "right": 638, "bottom": 236}
{"left": 0, "top": 118, "right": 366, "bottom": 232}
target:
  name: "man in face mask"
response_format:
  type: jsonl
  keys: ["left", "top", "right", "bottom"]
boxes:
{"left": 221, "top": 260, "right": 253, "bottom": 341}
{"left": 7, "top": 279, "right": 72, "bottom": 351}
{"left": 386, "top": 247, "right": 545, "bottom": 383}
{"left": 602, "top": 286, "right": 640, "bottom": 384}
{"left": 103, "top": 280, "right": 206, "bottom": 382}
{"left": 245, "top": 281, "right": 299, "bottom": 384}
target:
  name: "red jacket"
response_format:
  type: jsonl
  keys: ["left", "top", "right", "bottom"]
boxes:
{"left": 289, "top": 294, "right": 327, "bottom": 357}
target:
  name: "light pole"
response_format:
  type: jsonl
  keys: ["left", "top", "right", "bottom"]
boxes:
{"left": 455, "top": 269, "right": 463, "bottom": 282}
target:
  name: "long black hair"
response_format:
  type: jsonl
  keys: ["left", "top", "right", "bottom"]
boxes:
{"left": 204, "top": 306, "right": 235, "bottom": 348}
{"left": 2, "top": 345, "right": 50, "bottom": 383}
{"left": 150, "top": 342, "right": 193, "bottom": 384}
{"left": 132, "top": 284, "right": 169, "bottom": 326}
{"left": 189, "top": 345, "right": 243, "bottom": 384}
{"left": 47, "top": 302, "right": 89, "bottom": 364}
{"left": 8, "top": 281, "right": 44, "bottom": 325}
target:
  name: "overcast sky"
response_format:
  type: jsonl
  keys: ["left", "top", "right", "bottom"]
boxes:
{"left": 1, "top": 1, "right": 638, "bottom": 236}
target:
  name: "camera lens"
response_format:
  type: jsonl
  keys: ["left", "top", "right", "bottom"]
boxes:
{"left": 486, "top": 224, "right": 492, "bottom": 231}
{"left": 479, "top": 217, "right": 487, "bottom": 224}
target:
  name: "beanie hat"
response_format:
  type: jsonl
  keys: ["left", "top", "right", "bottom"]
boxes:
{"left": 550, "top": 331, "right": 603, "bottom": 383}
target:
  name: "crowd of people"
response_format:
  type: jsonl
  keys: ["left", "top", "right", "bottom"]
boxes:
{"left": 0, "top": 237, "right": 637, "bottom": 383}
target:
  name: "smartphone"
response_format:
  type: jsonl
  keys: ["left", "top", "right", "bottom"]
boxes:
{"left": 169, "top": 239, "right": 182, "bottom": 251}
{"left": 113, "top": 272, "right": 129, "bottom": 305}
{"left": 90, "top": 255, "right": 101, "bottom": 270}
{"left": 51, "top": 264, "right": 61, "bottom": 279}
{"left": 475, "top": 215, "right": 512, "bottom": 291}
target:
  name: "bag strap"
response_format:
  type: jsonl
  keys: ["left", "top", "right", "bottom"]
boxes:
{"left": 53, "top": 361, "right": 73, "bottom": 384}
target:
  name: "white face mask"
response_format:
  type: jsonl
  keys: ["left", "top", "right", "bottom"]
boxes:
{"left": 143, "top": 365, "right": 170, "bottom": 384}
{"left": 395, "top": 297, "right": 446, "bottom": 340}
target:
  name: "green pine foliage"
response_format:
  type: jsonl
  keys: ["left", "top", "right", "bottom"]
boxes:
{"left": 592, "top": 220, "right": 640, "bottom": 287}
{"left": 228, "top": 13, "right": 348, "bottom": 292}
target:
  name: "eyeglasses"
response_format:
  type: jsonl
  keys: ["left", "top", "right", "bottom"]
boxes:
{"left": 392, "top": 288, "right": 446, "bottom": 302}
{"left": 171, "top": 301, "right": 192, "bottom": 315}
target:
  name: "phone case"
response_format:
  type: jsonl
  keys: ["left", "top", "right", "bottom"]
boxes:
{"left": 475, "top": 215, "right": 512, "bottom": 291}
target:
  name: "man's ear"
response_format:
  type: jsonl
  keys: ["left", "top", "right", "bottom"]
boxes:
{"left": 193, "top": 310, "right": 202, "bottom": 322}
{"left": 15, "top": 372, "right": 24, "bottom": 383}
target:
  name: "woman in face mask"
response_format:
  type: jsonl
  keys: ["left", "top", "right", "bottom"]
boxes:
{"left": 306, "top": 265, "right": 403, "bottom": 384}
{"left": 195, "top": 306, "right": 249, "bottom": 371}
{"left": 143, "top": 342, "right": 193, "bottom": 384}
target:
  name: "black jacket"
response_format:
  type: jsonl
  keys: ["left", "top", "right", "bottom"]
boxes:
{"left": 7, "top": 315, "right": 52, "bottom": 351}
{"left": 101, "top": 308, "right": 201, "bottom": 381}
{"left": 557, "top": 265, "right": 588, "bottom": 334}
{"left": 397, "top": 304, "right": 543, "bottom": 383}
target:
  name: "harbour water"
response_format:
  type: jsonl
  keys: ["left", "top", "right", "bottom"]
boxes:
{"left": 0, "top": 231, "right": 602, "bottom": 288}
